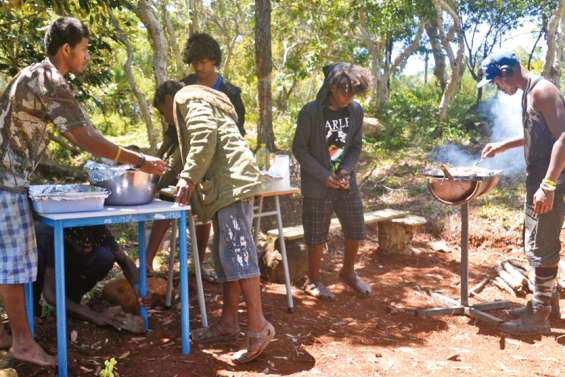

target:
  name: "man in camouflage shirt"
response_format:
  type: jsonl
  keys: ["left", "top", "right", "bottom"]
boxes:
{"left": 0, "top": 17, "right": 166, "bottom": 367}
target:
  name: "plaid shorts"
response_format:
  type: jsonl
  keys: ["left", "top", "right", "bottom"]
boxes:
{"left": 211, "top": 199, "right": 260, "bottom": 283}
{"left": 0, "top": 191, "right": 38, "bottom": 284}
{"left": 302, "top": 189, "right": 365, "bottom": 245}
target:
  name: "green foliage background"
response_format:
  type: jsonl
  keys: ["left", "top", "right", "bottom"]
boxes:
{"left": 0, "top": 0, "right": 558, "bottom": 158}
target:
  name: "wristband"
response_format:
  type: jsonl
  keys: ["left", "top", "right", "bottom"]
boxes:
{"left": 542, "top": 178, "right": 557, "bottom": 188}
{"left": 113, "top": 146, "right": 122, "bottom": 162}
{"left": 540, "top": 182, "right": 556, "bottom": 192}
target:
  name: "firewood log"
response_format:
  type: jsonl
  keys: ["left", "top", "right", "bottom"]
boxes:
{"left": 469, "top": 276, "right": 491, "bottom": 297}
{"left": 496, "top": 265, "right": 523, "bottom": 292}
{"left": 501, "top": 261, "right": 528, "bottom": 288}
{"left": 493, "top": 276, "right": 517, "bottom": 297}
{"left": 506, "top": 259, "right": 528, "bottom": 276}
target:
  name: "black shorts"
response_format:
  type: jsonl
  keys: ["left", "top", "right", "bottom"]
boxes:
{"left": 302, "top": 189, "right": 365, "bottom": 245}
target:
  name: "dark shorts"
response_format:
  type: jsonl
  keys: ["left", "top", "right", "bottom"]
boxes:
{"left": 211, "top": 199, "right": 260, "bottom": 283}
{"left": 302, "top": 189, "right": 365, "bottom": 245}
{"left": 524, "top": 184, "right": 565, "bottom": 268}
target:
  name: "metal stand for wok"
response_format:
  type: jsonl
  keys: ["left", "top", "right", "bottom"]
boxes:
{"left": 417, "top": 175, "right": 513, "bottom": 326}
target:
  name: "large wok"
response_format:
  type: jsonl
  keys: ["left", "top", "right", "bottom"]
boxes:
{"left": 423, "top": 166, "right": 502, "bottom": 205}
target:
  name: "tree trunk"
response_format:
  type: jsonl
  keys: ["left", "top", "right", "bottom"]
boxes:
{"left": 424, "top": 51, "right": 429, "bottom": 84}
{"left": 438, "top": 46, "right": 465, "bottom": 121}
{"left": 135, "top": 0, "right": 168, "bottom": 87}
{"left": 358, "top": 5, "right": 423, "bottom": 114}
{"left": 255, "top": 0, "right": 275, "bottom": 150}
{"left": 189, "top": 0, "right": 197, "bottom": 36}
{"left": 543, "top": 0, "right": 565, "bottom": 88}
{"left": 425, "top": 19, "right": 448, "bottom": 91}
{"left": 112, "top": 14, "right": 157, "bottom": 152}
{"left": 162, "top": 1, "right": 187, "bottom": 79}
{"left": 433, "top": 0, "right": 466, "bottom": 122}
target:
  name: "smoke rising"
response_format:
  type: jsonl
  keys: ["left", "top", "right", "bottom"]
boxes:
{"left": 431, "top": 90, "right": 526, "bottom": 176}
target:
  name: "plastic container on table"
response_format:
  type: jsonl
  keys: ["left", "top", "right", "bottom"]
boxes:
{"left": 28, "top": 184, "right": 110, "bottom": 214}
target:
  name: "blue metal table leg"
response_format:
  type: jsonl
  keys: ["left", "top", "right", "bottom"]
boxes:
{"left": 24, "top": 283, "right": 34, "bottom": 337}
{"left": 54, "top": 221, "right": 68, "bottom": 377}
{"left": 137, "top": 222, "right": 149, "bottom": 330}
{"left": 178, "top": 211, "right": 190, "bottom": 354}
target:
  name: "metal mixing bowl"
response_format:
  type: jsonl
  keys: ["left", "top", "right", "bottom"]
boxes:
{"left": 94, "top": 169, "right": 156, "bottom": 206}
{"left": 423, "top": 166, "right": 502, "bottom": 205}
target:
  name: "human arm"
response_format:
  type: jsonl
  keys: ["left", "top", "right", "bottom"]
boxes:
{"left": 529, "top": 82, "right": 565, "bottom": 214}
{"left": 531, "top": 82, "right": 565, "bottom": 183}
{"left": 339, "top": 105, "right": 363, "bottom": 174}
{"left": 112, "top": 247, "right": 139, "bottom": 290}
{"left": 292, "top": 106, "right": 334, "bottom": 185}
{"left": 41, "top": 72, "right": 166, "bottom": 175}
{"left": 231, "top": 90, "right": 246, "bottom": 137}
{"left": 481, "top": 138, "right": 525, "bottom": 159}
{"left": 41, "top": 267, "right": 124, "bottom": 330}
{"left": 64, "top": 125, "right": 166, "bottom": 176}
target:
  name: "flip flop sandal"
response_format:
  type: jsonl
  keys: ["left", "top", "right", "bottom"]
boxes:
{"left": 339, "top": 272, "right": 372, "bottom": 297}
{"left": 303, "top": 281, "right": 336, "bottom": 301}
{"left": 191, "top": 325, "right": 240, "bottom": 344}
{"left": 232, "top": 321, "right": 275, "bottom": 364}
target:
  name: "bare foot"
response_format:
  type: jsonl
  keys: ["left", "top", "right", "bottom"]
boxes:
{"left": 10, "top": 339, "right": 56, "bottom": 367}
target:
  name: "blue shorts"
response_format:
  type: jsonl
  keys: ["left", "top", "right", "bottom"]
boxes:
{"left": 211, "top": 199, "right": 260, "bottom": 283}
{"left": 0, "top": 191, "right": 37, "bottom": 284}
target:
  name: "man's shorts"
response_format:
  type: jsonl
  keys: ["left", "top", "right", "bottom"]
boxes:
{"left": 0, "top": 191, "right": 37, "bottom": 284}
{"left": 302, "top": 188, "right": 365, "bottom": 246}
{"left": 524, "top": 184, "right": 565, "bottom": 268}
{"left": 211, "top": 199, "right": 260, "bottom": 283}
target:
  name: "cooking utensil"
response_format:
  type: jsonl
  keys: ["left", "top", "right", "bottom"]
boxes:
{"left": 29, "top": 184, "right": 110, "bottom": 214}
{"left": 423, "top": 166, "right": 502, "bottom": 205}
{"left": 85, "top": 161, "right": 156, "bottom": 206}
{"left": 440, "top": 164, "right": 454, "bottom": 181}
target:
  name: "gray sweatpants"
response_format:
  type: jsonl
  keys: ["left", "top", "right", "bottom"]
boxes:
{"left": 524, "top": 184, "right": 565, "bottom": 268}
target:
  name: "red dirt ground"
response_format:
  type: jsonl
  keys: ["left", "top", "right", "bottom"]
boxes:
{"left": 7, "top": 208, "right": 565, "bottom": 377}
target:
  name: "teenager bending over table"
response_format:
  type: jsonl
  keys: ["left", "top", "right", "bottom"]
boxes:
{"left": 149, "top": 81, "right": 275, "bottom": 364}
{"left": 145, "top": 33, "right": 247, "bottom": 282}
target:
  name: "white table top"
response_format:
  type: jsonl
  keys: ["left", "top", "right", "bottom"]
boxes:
{"left": 37, "top": 199, "right": 191, "bottom": 221}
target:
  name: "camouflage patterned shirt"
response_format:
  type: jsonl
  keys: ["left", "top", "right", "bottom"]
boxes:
{"left": 0, "top": 59, "right": 90, "bottom": 192}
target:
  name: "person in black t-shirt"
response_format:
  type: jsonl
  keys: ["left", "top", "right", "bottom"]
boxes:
{"left": 293, "top": 63, "right": 372, "bottom": 301}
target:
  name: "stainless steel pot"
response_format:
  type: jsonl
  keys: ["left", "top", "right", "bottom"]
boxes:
{"left": 94, "top": 169, "right": 156, "bottom": 206}
{"left": 423, "top": 166, "right": 502, "bottom": 205}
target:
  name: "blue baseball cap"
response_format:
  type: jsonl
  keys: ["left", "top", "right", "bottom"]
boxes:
{"left": 477, "top": 51, "right": 520, "bottom": 88}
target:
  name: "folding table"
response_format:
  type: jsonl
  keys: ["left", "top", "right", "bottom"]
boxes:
{"left": 26, "top": 200, "right": 201, "bottom": 377}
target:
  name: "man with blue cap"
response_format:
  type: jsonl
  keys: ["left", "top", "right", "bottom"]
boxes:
{"left": 479, "top": 51, "right": 565, "bottom": 335}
